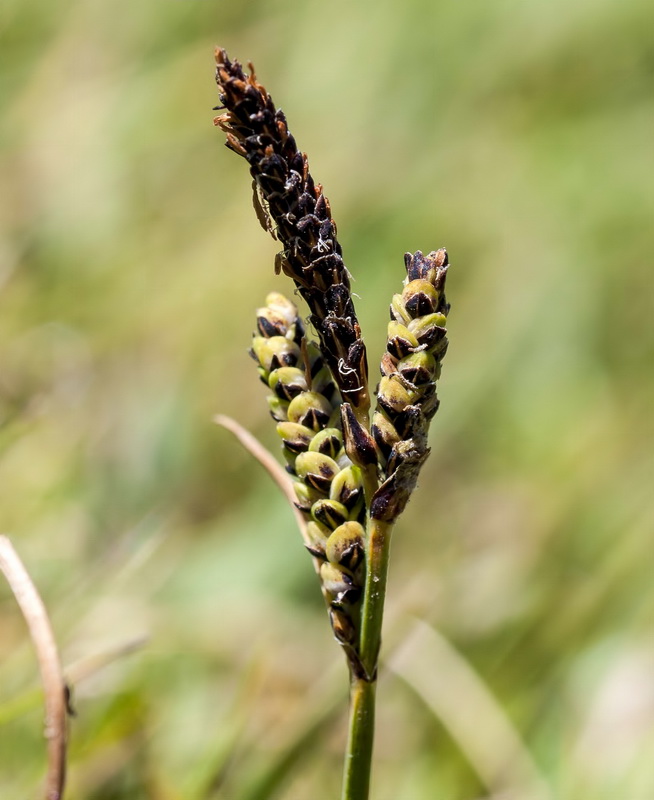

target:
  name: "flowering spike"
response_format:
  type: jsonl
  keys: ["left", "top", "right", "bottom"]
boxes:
{"left": 248, "top": 290, "right": 366, "bottom": 667}
{"left": 370, "top": 250, "right": 451, "bottom": 522}
{"left": 215, "top": 48, "right": 370, "bottom": 413}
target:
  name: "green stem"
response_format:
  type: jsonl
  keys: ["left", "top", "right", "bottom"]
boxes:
{"left": 359, "top": 518, "right": 394, "bottom": 678}
{"left": 340, "top": 518, "right": 394, "bottom": 800}
{"left": 341, "top": 675, "right": 376, "bottom": 800}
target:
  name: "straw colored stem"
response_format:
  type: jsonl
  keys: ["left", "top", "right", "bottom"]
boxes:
{"left": 0, "top": 535, "right": 67, "bottom": 800}
{"left": 213, "top": 414, "right": 308, "bottom": 542}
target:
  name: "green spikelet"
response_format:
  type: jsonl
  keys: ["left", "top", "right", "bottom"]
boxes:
{"left": 371, "top": 249, "right": 450, "bottom": 523}
{"left": 249, "top": 292, "right": 366, "bottom": 663}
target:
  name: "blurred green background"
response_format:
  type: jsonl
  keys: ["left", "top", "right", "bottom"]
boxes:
{"left": 1, "top": 0, "right": 653, "bottom": 797}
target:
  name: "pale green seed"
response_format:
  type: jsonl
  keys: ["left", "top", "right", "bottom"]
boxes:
{"left": 293, "top": 481, "right": 323, "bottom": 512}
{"left": 268, "top": 366, "right": 308, "bottom": 400}
{"left": 387, "top": 321, "right": 419, "bottom": 359}
{"left": 396, "top": 351, "right": 437, "bottom": 386}
{"left": 407, "top": 313, "right": 447, "bottom": 350}
{"left": 325, "top": 521, "right": 365, "bottom": 571}
{"left": 295, "top": 451, "right": 340, "bottom": 493}
{"left": 276, "top": 422, "right": 315, "bottom": 453}
{"left": 329, "top": 465, "right": 363, "bottom": 509}
{"left": 287, "top": 391, "right": 333, "bottom": 431}
{"left": 308, "top": 428, "right": 343, "bottom": 459}
{"left": 401, "top": 279, "right": 439, "bottom": 317}
{"left": 378, "top": 375, "right": 416, "bottom": 413}
{"left": 311, "top": 498, "right": 349, "bottom": 530}
{"left": 253, "top": 336, "right": 301, "bottom": 373}
{"left": 320, "top": 562, "right": 358, "bottom": 602}
{"left": 390, "top": 293, "right": 411, "bottom": 325}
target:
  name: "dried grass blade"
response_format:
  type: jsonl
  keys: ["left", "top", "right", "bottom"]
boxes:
{"left": 213, "top": 415, "right": 308, "bottom": 543}
{"left": 0, "top": 535, "right": 68, "bottom": 800}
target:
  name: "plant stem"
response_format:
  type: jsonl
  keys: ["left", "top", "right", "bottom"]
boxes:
{"left": 359, "top": 518, "right": 394, "bottom": 678}
{"left": 341, "top": 675, "right": 376, "bottom": 800}
{"left": 340, "top": 518, "right": 394, "bottom": 800}
{"left": 0, "top": 536, "right": 67, "bottom": 800}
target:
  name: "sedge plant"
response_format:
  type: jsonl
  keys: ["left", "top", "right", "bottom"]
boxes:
{"left": 213, "top": 49, "right": 451, "bottom": 800}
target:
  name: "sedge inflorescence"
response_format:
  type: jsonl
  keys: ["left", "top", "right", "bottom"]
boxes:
{"left": 214, "top": 48, "right": 450, "bottom": 676}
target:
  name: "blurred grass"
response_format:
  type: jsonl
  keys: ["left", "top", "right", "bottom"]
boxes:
{"left": 1, "top": 0, "right": 653, "bottom": 797}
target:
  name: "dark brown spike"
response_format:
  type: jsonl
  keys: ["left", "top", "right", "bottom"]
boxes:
{"left": 214, "top": 49, "right": 370, "bottom": 414}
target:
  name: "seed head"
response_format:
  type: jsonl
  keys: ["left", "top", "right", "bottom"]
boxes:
{"left": 371, "top": 249, "right": 451, "bottom": 522}
{"left": 217, "top": 51, "right": 454, "bottom": 682}
{"left": 248, "top": 290, "right": 367, "bottom": 669}
{"left": 214, "top": 48, "right": 370, "bottom": 413}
